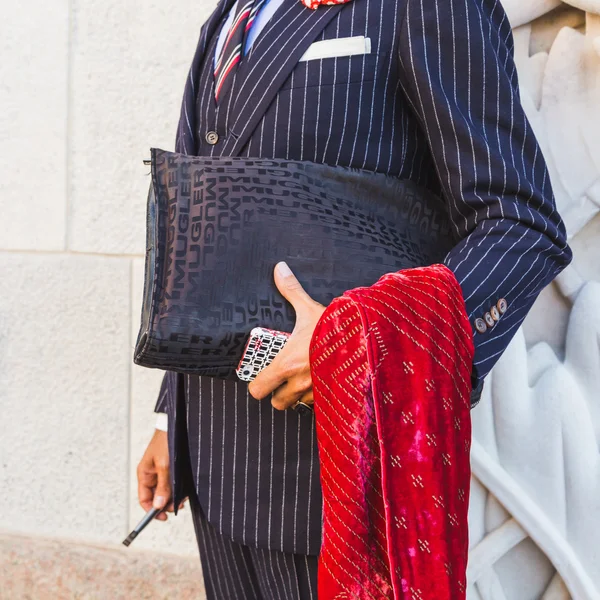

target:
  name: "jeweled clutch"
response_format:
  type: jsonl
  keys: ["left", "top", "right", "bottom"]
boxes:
{"left": 133, "top": 148, "right": 456, "bottom": 379}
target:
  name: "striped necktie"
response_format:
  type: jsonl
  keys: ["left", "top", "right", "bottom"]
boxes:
{"left": 214, "top": 0, "right": 266, "bottom": 104}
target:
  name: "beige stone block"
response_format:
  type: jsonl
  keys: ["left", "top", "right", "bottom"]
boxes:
{"left": 569, "top": 212, "right": 600, "bottom": 283}
{"left": 0, "top": 532, "right": 204, "bottom": 600}
{"left": 0, "top": 2, "right": 68, "bottom": 250}
{"left": 0, "top": 253, "right": 130, "bottom": 544}
{"left": 502, "top": 0, "right": 562, "bottom": 28}
{"left": 530, "top": 3, "right": 586, "bottom": 55}
{"left": 522, "top": 281, "right": 571, "bottom": 356}
{"left": 68, "top": 0, "right": 217, "bottom": 255}
{"left": 130, "top": 258, "right": 199, "bottom": 556}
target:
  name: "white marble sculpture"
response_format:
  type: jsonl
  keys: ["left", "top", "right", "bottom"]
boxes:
{"left": 467, "top": 3, "right": 600, "bottom": 599}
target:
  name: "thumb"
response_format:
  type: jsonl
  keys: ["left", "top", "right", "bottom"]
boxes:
{"left": 153, "top": 460, "right": 172, "bottom": 510}
{"left": 274, "top": 262, "right": 316, "bottom": 313}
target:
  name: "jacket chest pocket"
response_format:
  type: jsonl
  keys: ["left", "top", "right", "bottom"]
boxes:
{"left": 279, "top": 52, "right": 387, "bottom": 91}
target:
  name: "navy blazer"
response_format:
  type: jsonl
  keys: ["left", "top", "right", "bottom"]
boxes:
{"left": 168, "top": 0, "right": 572, "bottom": 395}
{"left": 154, "top": 0, "right": 572, "bottom": 553}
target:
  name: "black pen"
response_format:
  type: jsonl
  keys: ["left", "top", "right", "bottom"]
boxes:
{"left": 122, "top": 507, "right": 164, "bottom": 547}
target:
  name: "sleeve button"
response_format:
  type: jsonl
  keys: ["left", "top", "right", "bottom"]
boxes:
{"left": 497, "top": 298, "right": 508, "bottom": 315}
{"left": 474, "top": 318, "right": 488, "bottom": 334}
{"left": 484, "top": 312, "right": 495, "bottom": 327}
{"left": 490, "top": 306, "right": 500, "bottom": 321}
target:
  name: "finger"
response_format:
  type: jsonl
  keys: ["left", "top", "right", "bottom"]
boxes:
{"left": 271, "top": 381, "right": 301, "bottom": 411}
{"left": 272, "top": 376, "right": 312, "bottom": 411}
{"left": 153, "top": 459, "right": 172, "bottom": 510}
{"left": 137, "top": 468, "right": 157, "bottom": 512}
{"left": 165, "top": 500, "right": 176, "bottom": 513}
{"left": 155, "top": 511, "right": 168, "bottom": 521}
{"left": 274, "top": 262, "right": 317, "bottom": 314}
{"left": 248, "top": 345, "right": 292, "bottom": 400}
{"left": 299, "top": 389, "right": 314, "bottom": 406}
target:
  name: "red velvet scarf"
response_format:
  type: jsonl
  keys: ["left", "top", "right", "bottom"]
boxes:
{"left": 310, "top": 264, "right": 474, "bottom": 600}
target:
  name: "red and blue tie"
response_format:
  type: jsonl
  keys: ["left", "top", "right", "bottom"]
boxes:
{"left": 214, "top": 0, "right": 266, "bottom": 103}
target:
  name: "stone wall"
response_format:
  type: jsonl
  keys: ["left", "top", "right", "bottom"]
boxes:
{"left": 0, "top": 0, "right": 216, "bottom": 565}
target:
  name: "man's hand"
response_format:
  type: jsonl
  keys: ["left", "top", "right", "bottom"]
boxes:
{"left": 248, "top": 262, "right": 325, "bottom": 410}
{"left": 137, "top": 430, "right": 174, "bottom": 521}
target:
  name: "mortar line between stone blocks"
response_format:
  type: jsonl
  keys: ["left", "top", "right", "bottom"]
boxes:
{"left": 65, "top": 0, "right": 74, "bottom": 251}
{"left": 0, "top": 249, "right": 144, "bottom": 259}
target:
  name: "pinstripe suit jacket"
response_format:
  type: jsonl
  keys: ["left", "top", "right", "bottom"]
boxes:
{"left": 155, "top": 0, "right": 572, "bottom": 555}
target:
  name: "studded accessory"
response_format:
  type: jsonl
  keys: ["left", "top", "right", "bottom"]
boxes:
{"left": 310, "top": 264, "right": 473, "bottom": 599}
{"left": 300, "top": 0, "right": 353, "bottom": 9}
{"left": 236, "top": 327, "right": 291, "bottom": 382}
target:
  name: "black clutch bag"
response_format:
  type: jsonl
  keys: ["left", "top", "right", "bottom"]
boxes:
{"left": 133, "top": 149, "right": 456, "bottom": 379}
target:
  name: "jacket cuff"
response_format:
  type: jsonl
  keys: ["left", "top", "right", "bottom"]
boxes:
{"left": 469, "top": 374, "right": 484, "bottom": 409}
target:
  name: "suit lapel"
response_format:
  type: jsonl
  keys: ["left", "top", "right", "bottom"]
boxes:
{"left": 176, "top": 0, "right": 237, "bottom": 154}
{"left": 222, "top": 1, "right": 345, "bottom": 156}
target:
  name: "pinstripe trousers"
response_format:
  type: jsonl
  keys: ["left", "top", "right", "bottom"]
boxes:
{"left": 189, "top": 491, "right": 319, "bottom": 600}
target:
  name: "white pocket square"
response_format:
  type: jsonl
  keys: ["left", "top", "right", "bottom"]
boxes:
{"left": 299, "top": 36, "right": 372, "bottom": 62}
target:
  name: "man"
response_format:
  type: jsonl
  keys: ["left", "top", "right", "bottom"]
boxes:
{"left": 137, "top": 0, "right": 572, "bottom": 597}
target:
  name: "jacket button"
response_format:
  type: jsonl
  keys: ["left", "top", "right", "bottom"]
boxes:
{"left": 490, "top": 306, "right": 500, "bottom": 321}
{"left": 497, "top": 298, "right": 508, "bottom": 315}
{"left": 484, "top": 312, "right": 495, "bottom": 327}
{"left": 474, "top": 318, "right": 487, "bottom": 334}
{"left": 206, "top": 131, "right": 219, "bottom": 145}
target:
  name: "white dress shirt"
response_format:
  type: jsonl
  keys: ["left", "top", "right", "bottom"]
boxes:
{"left": 213, "top": 0, "right": 286, "bottom": 67}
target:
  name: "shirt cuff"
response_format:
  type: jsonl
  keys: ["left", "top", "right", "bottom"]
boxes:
{"left": 155, "top": 412, "right": 168, "bottom": 432}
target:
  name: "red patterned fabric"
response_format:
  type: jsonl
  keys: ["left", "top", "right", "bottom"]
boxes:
{"left": 300, "top": 0, "right": 353, "bottom": 10}
{"left": 309, "top": 264, "right": 474, "bottom": 599}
